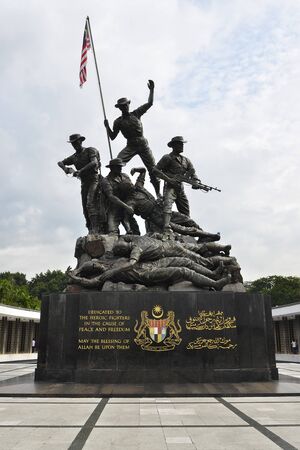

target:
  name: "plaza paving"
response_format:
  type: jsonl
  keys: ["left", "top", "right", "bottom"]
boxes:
{"left": 0, "top": 362, "right": 299, "bottom": 449}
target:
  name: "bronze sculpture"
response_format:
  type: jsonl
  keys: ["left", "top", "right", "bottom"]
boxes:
{"left": 112, "top": 235, "right": 211, "bottom": 267}
{"left": 127, "top": 167, "right": 220, "bottom": 240}
{"left": 69, "top": 257, "right": 230, "bottom": 291}
{"left": 104, "top": 80, "right": 160, "bottom": 197}
{"left": 57, "top": 134, "right": 102, "bottom": 234}
{"left": 153, "top": 136, "right": 201, "bottom": 231}
{"left": 59, "top": 79, "right": 244, "bottom": 292}
{"left": 100, "top": 158, "right": 136, "bottom": 235}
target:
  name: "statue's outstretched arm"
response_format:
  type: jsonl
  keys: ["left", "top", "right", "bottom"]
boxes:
{"left": 107, "top": 193, "right": 134, "bottom": 215}
{"left": 69, "top": 272, "right": 102, "bottom": 288}
{"left": 131, "top": 167, "right": 146, "bottom": 188}
{"left": 57, "top": 161, "right": 75, "bottom": 175}
{"left": 147, "top": 79, "right": 154, "bottom": 106}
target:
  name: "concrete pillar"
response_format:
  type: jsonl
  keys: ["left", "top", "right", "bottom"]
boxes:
{"left": 10, "top": 320, "right": 17, "bottom": 353}
{"left": 14, "top": 319, "right": 22, "bottom": 353}
{"left": 0, "top": 318, "right": 8, "bottom": 354}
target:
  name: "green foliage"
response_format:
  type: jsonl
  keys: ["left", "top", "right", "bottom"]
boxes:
{"left": 0, "top": 272, "right": 27, "bottom": 286}
{"left": 0, "top": 279, "right": 40, "bottom": 310}
{"left": 0, "top": 269, "right": 69, "bottom": 310}
{"left": 28, "top": 270, "right": 68, "bottom": 299}
{"left": 246, "top": 275, "right": 300, "bottom": 306}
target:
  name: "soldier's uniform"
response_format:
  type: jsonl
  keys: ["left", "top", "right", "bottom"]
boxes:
{"left": 125, "top": 170, "right": 159, "bottom": 231}
{"left": 62, "top": 147, "right": 100, "bottom": 230}
{"left": 126, "top": 170, "right": 204, "bottom": 235}
{"left": 115, "top": 235, "right": 211, "bottom": 267}
{"left": 113, "top": 103, "right": 159, "bottom": 194}
{"left": 156, "top": 152, "right": 198, "bottom": 218}
{"left": 76, "top": 257, "right": 227, "bottom": 290}
{"left": 101, "top": 172, "right": 135, "bottom": 235}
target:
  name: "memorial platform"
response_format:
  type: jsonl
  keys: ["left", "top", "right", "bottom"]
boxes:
{"left": 35, "top": 291, "right": 277, "bottom": 386}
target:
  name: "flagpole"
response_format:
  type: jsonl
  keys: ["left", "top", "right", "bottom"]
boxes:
{"left": 86, "top": 16, "right": 113, "bottom": 159}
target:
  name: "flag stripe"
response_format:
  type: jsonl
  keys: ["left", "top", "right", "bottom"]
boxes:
{"left": 79, "top": 20, "right": 91, "bottom": 87}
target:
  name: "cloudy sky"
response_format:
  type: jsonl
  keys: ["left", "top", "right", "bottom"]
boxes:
{"left": 1, "top": 0, "right": 300, "bottom": 281}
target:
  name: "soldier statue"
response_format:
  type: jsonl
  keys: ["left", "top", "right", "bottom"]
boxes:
{"left": 57, "top": 134, "right": 102, "bottom": 234}
{"left": 69, "top": 257, "right": 230, "bottom": 291}
{"left": 153, "top": 136, "right": 202, "bottom": 232}
{"left": 104, "top": 80, "right": 160, "bottom": 197}
{"left": 100, "top": 158, "right": 138, "bottom": 235}
{"left": 125, "top": 167, "right": 220, "bottom": 241}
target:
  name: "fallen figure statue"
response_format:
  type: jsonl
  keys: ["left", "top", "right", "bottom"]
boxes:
{"left": 69, "top": 256, "right": 231, "bottom": 291}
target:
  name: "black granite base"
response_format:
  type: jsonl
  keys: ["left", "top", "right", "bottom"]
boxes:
{"left": 35, "top": 291, "right": 278, "bottom": 384}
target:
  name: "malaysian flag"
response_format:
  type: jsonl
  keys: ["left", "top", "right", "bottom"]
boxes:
{"left": 79, "top": 19, "right": 91, "bottom": 87}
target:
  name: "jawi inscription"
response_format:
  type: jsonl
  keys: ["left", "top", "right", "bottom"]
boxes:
{"left": 187, "top": 337, "right": 237, "bottom": 350}
{"left": 185, "top": 309, "right": 238, "bottom": 351}
{"left": 186, "top": 310, "right": 236, "bottom": 330}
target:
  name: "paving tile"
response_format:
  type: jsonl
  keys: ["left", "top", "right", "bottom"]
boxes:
{"left": 232, "top": 402, "right": 300, "bottom": 425}
{"left": 188, "top": 426, "right": 279, "bottom": 449}
{"left": 0, "top": 375, "right": 24, "bottom": 380}
{"left": 97, "top": 404, "right": 141, "bottom": 426}
{"left": 0, "top": 427, "right": 79, "bottom": 450}
{"left": 278, "top": 369, "right": 300, "bottom": 379}
{"left": 0, "top": 397, "right": 101, "bottom": 403}
{"left": 85, "top": 427, "right": 168, "bottom": 450}
{"left": 226, "top": 396, "right": 300, "bottom": 403}
{"left": 158, "top": 407, "right": 197, "bottom": 416}
{"left": 0, "top": 403, "right": 96, "bottom": 426}
{"left": 166, "top": 436, "right": 193, "bottom": 443}
{"left": 109, "top": 397, "right": 153, "bottom": 403}
{"left": 179, "top": 404, "right": 245, "bottom": 426}
{"left": 139, "top": 415, "right": 161, "bottom": 425}
{"left": 267, "top": 426, "right": 300, "bottom": 448}
{"left": 161, "top": 397, "right": 218, "bottom": 403}
{"left": 140, "top": 407, "right": 158, "bottom": 415}
{"left": 108, "top": 397, "right": 218, "bottom": 404}
{"left": 108, "top": 397, "right": 148, "bottom": 404}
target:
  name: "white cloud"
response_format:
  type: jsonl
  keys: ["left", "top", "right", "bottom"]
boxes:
{"left": 1, "top": 0, "right": 300, "bottom": 280}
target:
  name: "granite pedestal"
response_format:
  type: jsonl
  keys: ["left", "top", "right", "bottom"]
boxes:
{"left": 35, "top": 291, "right": 278, "bottom": 384}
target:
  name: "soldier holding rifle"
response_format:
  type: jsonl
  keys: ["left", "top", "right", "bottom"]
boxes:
{"left": 153, "top": 136, "right": 220, "bottom": 232}
{"left": 153, "top": 136, "right": 199, "bottom": 232}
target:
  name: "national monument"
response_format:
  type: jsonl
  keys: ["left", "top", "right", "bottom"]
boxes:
{"left": 35, "top": 78, "right": 278, "bottom": 388}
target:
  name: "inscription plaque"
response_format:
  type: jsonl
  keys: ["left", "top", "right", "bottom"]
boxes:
{"left": 35, "top": 291, "right": 278, "bottom": 384}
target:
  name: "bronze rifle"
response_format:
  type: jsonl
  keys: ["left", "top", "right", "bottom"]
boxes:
{"left": 170, "top": 173, "right": 221, "bottom": 192}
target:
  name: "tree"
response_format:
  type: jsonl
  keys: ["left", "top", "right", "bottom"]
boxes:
{"left": 0, "top": 272, "right": 27, "bottom": 286}
{"left": 28, "top": 270, "right": 69, "bottom": 299}
{"left": 0, "top": 279, "right": 40, "bottom": 310}
{"left": 246, "top": 275, "right": 300, "bottom": 306}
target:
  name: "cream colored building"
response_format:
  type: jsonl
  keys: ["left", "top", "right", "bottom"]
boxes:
{"left": 0, "top": 303, "right": 40, "bottom": 361}
{"left": 272, "top": 302, "right": 300, "bottom": 362}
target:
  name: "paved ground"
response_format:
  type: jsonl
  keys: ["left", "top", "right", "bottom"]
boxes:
{"left": 0, "top": 362, "right": 299, "bottom": 449}
{"left": 276, "top": 354, "right": 300, "bottom": 364}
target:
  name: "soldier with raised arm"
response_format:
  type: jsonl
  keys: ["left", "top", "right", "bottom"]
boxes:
{"left": 153, "top": 136, "right": 201, "bottom": 232}
{"left": 104, "top": 80, "right": 160, "bottom": 197}
{"left": 57, "top": 134, "right": 102, "bottom": 234}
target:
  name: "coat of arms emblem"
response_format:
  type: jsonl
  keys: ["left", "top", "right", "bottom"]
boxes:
{"left": 134, "top": 305, "right": 182, "bottom": 351}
